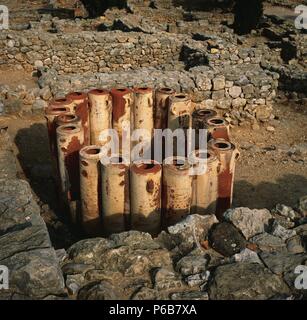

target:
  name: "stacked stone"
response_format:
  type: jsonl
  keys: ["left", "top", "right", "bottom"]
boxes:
{"left": 0, "top": 31, "right": 185, "bottom": 74}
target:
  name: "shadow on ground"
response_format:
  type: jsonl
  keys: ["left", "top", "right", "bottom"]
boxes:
{"left": 234, "top": 174, "right": 307, "bottom": 210}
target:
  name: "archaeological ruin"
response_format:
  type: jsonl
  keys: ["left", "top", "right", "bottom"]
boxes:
{"left": 0, "top": 0, "right": 306, "bottom": 302}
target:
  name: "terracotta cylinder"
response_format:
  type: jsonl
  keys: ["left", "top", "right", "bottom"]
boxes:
{"left": 130, "top": 161, "right": 162, "bottom": 235}
{"left": 206, "top": 117, "right": 230, "bottom": 141}
{"left": 66, "top": 92, "right": 90, "bottom": 145}
{"left": 190, "top": 149, "right": 220, "bottom": 215}
{"left": 55, "top": 114, "right": 81, "bottom": 128}
{"left": 49, "top": 97, "right": 75, "bottom": 114}
{"left": 133, "top": 87, "right": 154, "bottom": 131}
{"left": 162, "top": 156, "right": 193, "bottom": 227}
{"left": 66, "top": 92, "right": 88, "bottom": 106}
{"left": 101, "top": 155, "right": 129, "bottom": 235}
{"left": 208, "top": 139, "right": 240, "bottom": 220}
{"left": 192, "top": 109, "right": 218, "bottom": 148}
{"left": 167, "top": 93, "right": 192, "bottom": 131}
{"left": 111, "top": 88, "right": 134, "bottom": 148}
{"left": 79, "top": 145, "right": 103, "bottom": 236}
{"left": 56, "top": 124, "right": 84, "bottom": 218}
{"left": 154, "top": 87, "right": 175, "bottom": 130}
{"left": 192, "top": 109, "right": 218, "bottom": 130}
{"left": 45, "top": 106, "right": 70, "bottom": 161}
{"left": 88, "top": 89, "right": 112, "bottom": 146}
{"left": 167, "top": 93, "right": 192, "bottom": 157}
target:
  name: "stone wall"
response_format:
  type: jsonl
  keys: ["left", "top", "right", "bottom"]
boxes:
{"left": 0, "top": 30, "right": 186, "bottom": 74}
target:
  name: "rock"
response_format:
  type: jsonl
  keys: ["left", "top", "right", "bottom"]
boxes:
{"left": 271, "top": 220, "right": 296, "bottom": 241}
{"left": 0, "top": 248, "right": 65, "bottom": 299}
{"left": 209, "top": 262, "right": 290, "bottom": 300}
{"left": 286, "top": 236, "right": 305, "bottom": 254}
{"left": 40, "top": 87, "right": 52, "bottom": 101}
{"left": 77, "top": 281, "right": 124, "bottom": 300}
{"left": 233, "top": 248, "right": 262, "bottom": 264}
{"left": 32, "top": 98, "right": 48, "bottom": 113}
{"left": 212, "top": 76, "right": 226, "bottom": 91}
{"left": 66, "top": 274, "right": 85, "bottom": 295}
{"left": 67, "top": 238, "right": 114, "bottom": 265}
{"left": 259, "top": 251, "right": 307, "bottom": 276}
{"left": 232, "top": 97, "right": 246, "bottom": 108}
{"left": 250, "top": 232, "right": 286, "bottom": 253}
{"left": 185, "top": 271, "right": 210, "bottom": 287}
{"left": 176, "top": 253, "right": 209, "bottom": 276}
{"left": 224, "top": 207, "right": 272, "bottom": 240}
{"left": 209, "top": 222, "right": 247, "bottom": 257}
{"left": 34, "top": 60, "right": 44, "bottom": 68}
{"left": 157, "top": 214, "right": 218, "bottom": 258}
{"left": 298, "top": 196, "right": 307, "bottom": 217}
{"left": 153, "top": 268, "right": 186, "bottom": 292}
{"left": 229, "top": 86, "right": 242, "bottom": 98}
{"left": 266, "top": 126, "right": 275, "bottom": 132}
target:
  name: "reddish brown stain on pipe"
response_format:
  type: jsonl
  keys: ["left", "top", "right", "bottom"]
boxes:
{"left": 75, "top": 102, "right": 90, "bottom": 145}
{"left": 81, "top": 170, "right": 88, "bottom": 178}
{"left": 131, "top": 162, "right": 161, "bottom": 175}
{"left": 211, "top": 127, "right": 230, "bottom": 141}
{"left": 111, "top": 88, "right": 132, "bottom": 123}
{"left": 216, "top": 169, "right": 233, "bottom": 220}
{"left": 146, "top": 179, "right": 155, "bottom": 194}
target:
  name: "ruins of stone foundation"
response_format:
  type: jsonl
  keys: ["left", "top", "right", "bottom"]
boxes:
{"left": 0, "top": 0, "right": 306, "bottom": 301}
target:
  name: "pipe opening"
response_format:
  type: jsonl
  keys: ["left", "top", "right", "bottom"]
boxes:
{"left": 59, "top": 115, "right": 76, "bottom": 121}
{"left": 62, "top": 126, "right": 77, "bottom": 131}
{"left": 138, "top": 87, "right": 149, "bottom": 91}
{"left": 173, "top": 159, "right": 186, "bottom": 167}
{"left": 175, "top": 94, "right": 187, "bottom": 99}
{"left": 161, "top": 88, "right": 173, "bottom": 92}
{"left": 198, "top": 109, "right": 213, "bottom": 116}
{"left": 209, "top": 118, "right": 225, "bottom": 125}
{"left": 86, "top": 148, "right": 101, "bottom": 155}
{"left": 51, "top": 107, "right": 67, "bottom": 112}
{"left": 117, "top": 88, "right": 127, "bottom": 92}
{"left": 55, "top": 98, "right": 68, "bottom": 103}
{"left": 214, "top": 142, "right": 230, "bottom": 149}
{"left": 144, "top": 163, "right": 155, "bottom": 170}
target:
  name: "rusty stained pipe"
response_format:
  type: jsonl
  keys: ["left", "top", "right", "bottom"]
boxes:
{"left": 56, "top": 124, "right": 84, "bottom": 223}
{"left": 206, "top": 117, "right": 230, "bottom": 141}
{"left": 45, "top": 106, "right": 70, "bottom": 162}
{"left": 167, "top": 93, "right": 192, "bottom": 131}
{"left": 130, "top": 160, "right": 162, "bottom": 235}
{"left": 49, "top": 97, "right": 75, "bottom": 114}
{"left": 190, "top": 149, "right": 220, "bottom": 215}
{"left": 154, "top": 87, "right": 175, "bottom": 130}
{"left": 79, "top": 145, "right": 103, "bottom": 236}
{"left": 66, "top": 92, "right": 90, "bottom": 145}
{"left": 101, "top": 155, "right": 129, "bottom": 235}
{"left": 167, "top": 93, "right": 192, "bottom": 157}
{"left": 208, "top": 139, "right": 240, "bottom": 220}
{"left": 192, "top": 108, "right": 218, "bottom": 148}
{"left": 111, "top": 88, "right": 134, "bottom": 151}
{"left": 162, "top": 156, "right": 193, "bottom": 227}
{"left": 133, "top": 87, "right": 154, "bottom": 131}
{"left": 88, "top": 89, "right": 112, "bottom": 146}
